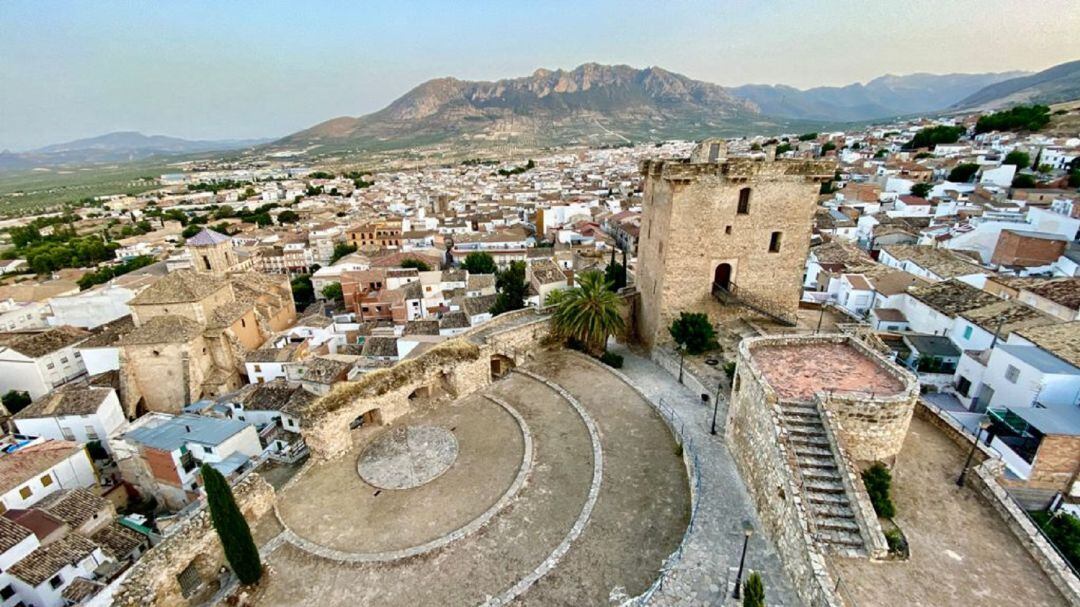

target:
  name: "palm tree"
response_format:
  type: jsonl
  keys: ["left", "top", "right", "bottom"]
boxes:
{"left": 546, "top": 270, "right": 624, "bottom": 355}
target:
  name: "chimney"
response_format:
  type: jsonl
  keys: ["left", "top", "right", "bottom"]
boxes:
{"left": 764, "top": 144, "right": 777, "bottom": 162}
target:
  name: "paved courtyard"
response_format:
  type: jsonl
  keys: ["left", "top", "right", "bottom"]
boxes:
{"left": 253, "top": 349, "right": 691, "bottom": 606}
{"left": 829, "top": 416, "right": 1068, "bottom": 607}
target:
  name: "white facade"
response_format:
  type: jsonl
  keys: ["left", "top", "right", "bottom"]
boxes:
{"left": 13, "top": 389, "right": 127, "bottom": 452}
{"left": 47, "top": 284, "right": 138, "bottom": 329}
{"left": 0, "top": 346, "right": 88, "bottom": 400}
{"left": 0, "top": 444, "right": 97, "bottom": 512}
{"left": 0, "top": 525, "right": 38, "bottom": 607}
{"left": 9, "top": 544, "right": 109, "bottom": 607}
{"left": 0, "top": 300, "right": 50, "bottom": 332}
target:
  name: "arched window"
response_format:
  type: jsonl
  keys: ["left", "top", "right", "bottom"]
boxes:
{"left": 769, "top": 231, "right": 783, "bottom": 253}
{"left": 737, "top": 188, "right": 751, "bottom": 215}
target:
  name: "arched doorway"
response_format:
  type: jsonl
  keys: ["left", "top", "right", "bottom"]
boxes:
{"left": 490, "top": 354, "right": 516, "bottom": 380}
{"left": 714, "top": 263, "right": 732, "bottom": 291}
{"left": 350, "top": 408, "right": 383, "bottom": 430}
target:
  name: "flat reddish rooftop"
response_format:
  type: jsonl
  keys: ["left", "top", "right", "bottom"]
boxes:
{"left": 750, "top": 341, "right": 906, "bottom": 401}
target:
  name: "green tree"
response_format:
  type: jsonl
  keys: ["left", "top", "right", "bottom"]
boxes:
{"left": 948, "top": 163, "right": 980, "bottom": 183}
{"left": 905, "top": 125, "right": 965, "bottom": 150}
{"left": 820, "top": 141, "right": 836, "bottom": 154}
{"left": 490, "top": 261, "right": 528, "bottom": 315}
{"left": 910, "top": 183, "right": 933, "bottom": 198}
{"left": 798, "top": 132, "right": 818, "bottom": 141}
{"left": 400, "top": 258, "right": 431, "bottom": 272}
{"left": 321, "top": 283, "right": 343, "bottom": 302}
{"left": 1012, "top": 173, "right": 1037, "bottom": 189}
{"left": 545, "top": 270, "right": 624, "bottom": 356}
{"left": 775, "top": 143, "right": 793, "bottom": 155}
{"left": 1003, "top": 150, "right": 1030, "bottom": 167}
{"left": 290, "top": 274, "right": 314, "bottom": 307}
{"left": 668, "top": 312, "right": 718, "bottom": 355}
{"left": 873, "top": 149, "right": 887, "bottom": 159}
{"left": 461, "top": 251, "right": 497, "bottom": 275}
{"left": 862, "top": 462, "right": 896, "bottom": 519}
{"left": 201, "top": 464, "right": 262, "bottom": 584}
{"left": 975, "top": 105, "right": 1051, "bottom": 134}
{"left": 743, "top": 572, "right": 765, "bottom": 607}
{"left": 1, "top": 390, "right": 31, "bottom": 415}
{"left": 1069, "top": 170, "right": 1080, "bottom": 188}
{"left": 277, "top": 210, "right": 300, "bottom": 224}
{"left": 1032, "top": 511, "right": 1080, "bottom": 571}
{"left": 182, "top": 224, "right": 202, "bottom": 239}
{"left": 329, "top": 243, "right": 357, "bottom": 265}
{"left": 604, "top": 247, "right": 627, "bottom": 292}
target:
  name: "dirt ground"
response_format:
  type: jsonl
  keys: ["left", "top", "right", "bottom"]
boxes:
{"left": 253, "top": 349, "right": 690, "bottom": 607}
{"left": 829, "top": 416, "right": 1067, "bottom": 607}
{"left": 277, "top": 393, "right": 524, "bottom": 552}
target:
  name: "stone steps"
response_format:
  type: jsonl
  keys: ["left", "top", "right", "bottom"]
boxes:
{"left": 779, "top": 401, "right": 867, "bottom": 554}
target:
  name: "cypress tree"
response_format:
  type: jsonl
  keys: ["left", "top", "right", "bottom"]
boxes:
{"left": 743, "top": 571, "right": 765, "bottom": 607}
{"left": 201, "top": 464, "right": 262, "bottom": 584}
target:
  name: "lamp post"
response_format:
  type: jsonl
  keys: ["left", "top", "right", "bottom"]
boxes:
{"left": 711, "top": 380, "right": 723, "bottom": 435}
{"left": 733, "top": 524, "right": 754, "bottom": 599}
{"left": 677, "top": 343, "right": 686, "bottom": 385}
{"left": 957, "top": 418, "right": 992, "bottom": 487}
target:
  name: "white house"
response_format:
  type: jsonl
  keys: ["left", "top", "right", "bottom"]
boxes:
{"left": 0, "top": 299, "right": 50, "bottom": 333}
{"left": 0, "top": 440, "right": 97, "bottom": 512}
{"left": 0, "top": 326, "right": 90, "bottom": 400}
{"left": 7, "top": 533, "right": 109, "bottom": 607}
{"left": 12, "top": 386, "right": 127, "bottom": 453}
{"left": 0, "top": 517, "right": 40, "bottom": 607}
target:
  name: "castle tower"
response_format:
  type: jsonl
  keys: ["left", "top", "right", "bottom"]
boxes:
{"left": 186, "top": 228, "right": 237, "bottom": 275}
{"left": 635, "top": 140, "right": 834, "bottom": 347}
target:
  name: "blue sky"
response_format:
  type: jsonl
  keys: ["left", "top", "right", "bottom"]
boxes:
{"left": 1, "top": 0, "right": 1078, "bottom": 150}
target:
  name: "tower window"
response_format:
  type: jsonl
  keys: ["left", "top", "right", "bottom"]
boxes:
{"left": 725, "top": 225, "right": 732, "bottom": 235}
{"left": 202, "top": 255, "right": 212, "bottom": 270}
{"left": 769, "top": 231, "right": 783, "bottom": 253}
{"left": 737, "top": 188, "right": 751, "bottom": 215}
{"left": 708, "top": 143, "right": 721, "bottom": 162}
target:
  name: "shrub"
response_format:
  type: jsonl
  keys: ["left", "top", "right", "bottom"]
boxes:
{"left": 668, "top": 312, "right": 718, "bottom": 355}
{"left": 723, "top": 361, "right": 737, "bottom": 381}
{"left": 975, "top": 105, "right": 1051, "bottom": 134}
{"left": 862, "top": 462, "right": 896, "bottom": 519}
{"left": 1032, "top": 510, "right": 1080, "bottom": 571}
{"left": 884, "top": 528, "right": 907, "bottom": 554}
{"left": 948, "top": 163, "right": 980, "bottom": 183}
{"left": 599, "top": 351, "right": 624, "bottom": 368}
{"left": 743, "top": 571, "right": 765, "bottom": 607}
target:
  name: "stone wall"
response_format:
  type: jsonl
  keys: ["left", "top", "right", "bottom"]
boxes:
{"left": 112, "top": 474, "right": 275, "bottom": 607}
{"left": 301, "top": 311, "right": 554, "bottom": 460}
{"left": 751, "top": 333, "right": 919, "bottom": 463}
{"left": 726, "top": 343, "right": 842, "bottom": 607}
{"left": 635, "top": 157, "right": 834, "bottom": 347}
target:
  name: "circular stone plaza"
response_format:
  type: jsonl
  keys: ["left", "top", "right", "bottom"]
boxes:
{"left": 250, "top": 349, "right": 692, "bottom": 606}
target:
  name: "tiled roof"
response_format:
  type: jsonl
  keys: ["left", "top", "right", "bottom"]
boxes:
{"left": 129, "top": 270, "right": 228, "bottom": 305}
{"left": 14, "top": 385, "right": 113, "bottom": 420}
{"left": 461, "top": 294, "right": 498, "bottom": 318}
{"left": 185, "top": 228, "right": 232, "bottom": 247}
{"left": 0, "top": 326, "right": 90, "bottom": 358}
{"left": 119, "top": 315, "right": 203, "bottom": 345}
{"left": 361, "top": 336, "right": 399, "bottom": 358}
{"left": 959, "top": 300, "right": 1056, "bottom": 337}
{"left": 0, "top": 440, "right": 83, "bottom": 495}
{"left": 36, "top": 488, "right": 110, "bottom": 529}
{"left": 61, "top": 577, "right": 105, "bottom": 602}
{"left": 1022, "top": 278, "right": 1080, "bottom": 311}
{"left": 907, "top": 279, "right": 1000, "bottom": 316}
{"left": 89, "top": 522, "right": 146, "bottom": 559}
{"left": 230, "top": 379, "right": 315, "bottom": 415}
{"left": 8, "top": 533, "right": 99, "bottom": 586}
{"left": 0, "top": 516, "right": 33, "bottom": 554}
{"left": 882, "top": 245, "right": 985, "bottom": 279}
{"left": 1014, "top": 321, "right": 1080, "bottom": 369}
{"left": 297, "top": 357, "right": 351, "bottom": 384}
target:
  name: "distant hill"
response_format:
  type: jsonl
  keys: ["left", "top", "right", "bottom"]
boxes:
{"left": 272, "top": 63, "right": 819, "bottom": 154}
{"left": 951, "top": 59, "right": 1080, "bottom": 111}
{"left": 0, "top": 132, "right": 270, "bottom": 171}
{"left": 728, "top": 72, "right": 1026, "bottom": 122}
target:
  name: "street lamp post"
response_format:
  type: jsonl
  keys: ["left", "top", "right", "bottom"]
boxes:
{"left": 677, "top": 344, "right": 686, "bottom": 385}
{"left": 957, "top": 418, "right": 992, "bottom": 487}
{"left": 710, "top": 380, "right": 722, "bottom": 435}
{"left": 733, "top": 526, "right": 754, "bottom": 599}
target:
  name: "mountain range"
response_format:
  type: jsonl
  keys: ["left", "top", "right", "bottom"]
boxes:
{"left": 5, "top": 60, "right": 1079, "bottom": 171}
{"left": 0, "top": 132, "right": 270, "bottom": 171}
{"left": 273, "top": 60, "right": 1080, "bottom": 155}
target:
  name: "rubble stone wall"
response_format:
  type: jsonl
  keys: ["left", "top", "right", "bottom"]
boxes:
{"left": 302, "top": 312, "right": 554, "bottom": 460}
{"left": 726, "top": 344, "right": 841, "bottom": 607}
{"left": 112, "top": 474, "right": 275, "bottom": 607}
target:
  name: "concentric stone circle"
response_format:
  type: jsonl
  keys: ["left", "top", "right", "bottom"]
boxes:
{"left": 357, "top": 425, "right": 459, "bottom": 490}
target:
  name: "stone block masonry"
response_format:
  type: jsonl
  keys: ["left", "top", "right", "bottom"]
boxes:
{"left": 111, "top": 473, "right": 276, "bottom": 607}
{"left": 635, "top": 150, "right": 834, "bottom": 348}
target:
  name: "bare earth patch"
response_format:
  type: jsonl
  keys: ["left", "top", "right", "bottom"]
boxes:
{"left": 829, "top": 416, "right": 1067, "bottom": 607}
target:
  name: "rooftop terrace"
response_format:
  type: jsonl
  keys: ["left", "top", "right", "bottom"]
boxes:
{"left": 750, "top": 340, "right": 906, "bottom": 401}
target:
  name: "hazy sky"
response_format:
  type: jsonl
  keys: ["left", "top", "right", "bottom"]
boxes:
{"left": 2, "top": 0, "right": 1078, "bottom": 150}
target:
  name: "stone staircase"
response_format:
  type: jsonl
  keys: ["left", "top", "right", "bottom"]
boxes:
{"left": 778, "top": 400, "right": 866, "bottom": 554}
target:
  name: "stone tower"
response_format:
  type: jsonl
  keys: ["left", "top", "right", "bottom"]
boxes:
{"left": 635, "top": 140, "right": 834, "bottom": 348}
{"left": 186, "top": 228, "right": 237, "bottom": 275}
